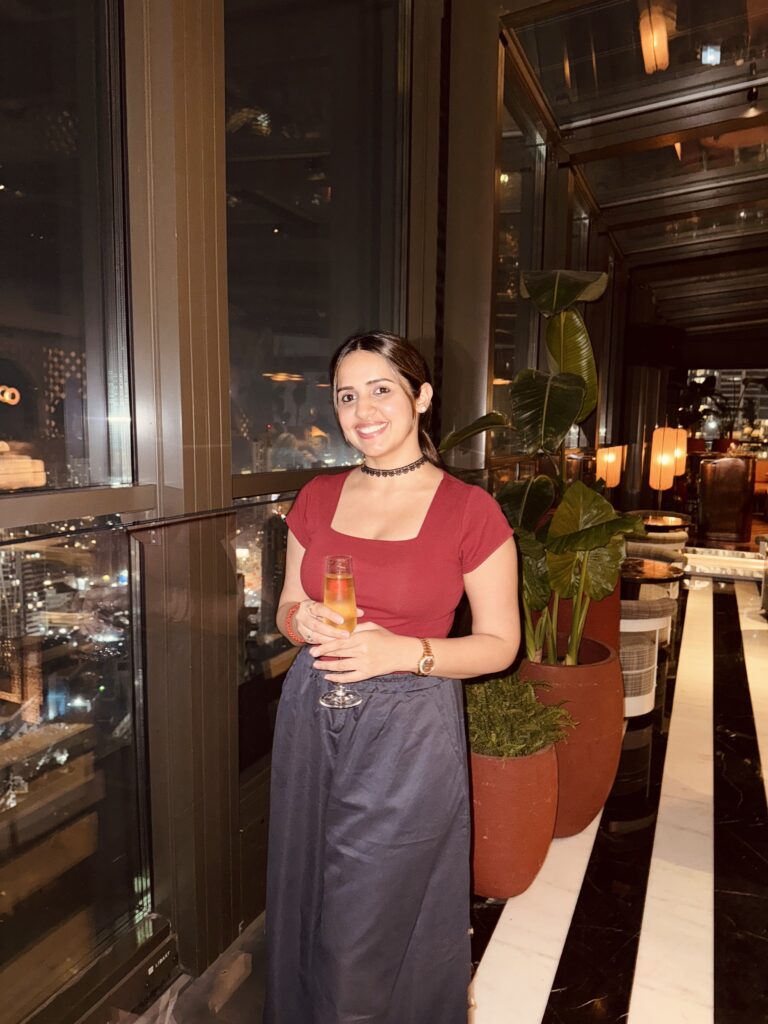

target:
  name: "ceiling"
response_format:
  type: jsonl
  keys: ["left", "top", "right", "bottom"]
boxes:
{"left": 500, "top": 0, "right": 768, "bottom": 361}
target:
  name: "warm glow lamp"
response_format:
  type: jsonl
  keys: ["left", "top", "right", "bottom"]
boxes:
{"left": 595, "top": 444, "right": 626, "bottom": 489}
{"left": 649, "top": 427, "right": 677, "bottom": 500}
{"left": 639, "top": 5, "right": 670, "bottom": 75}
{"left": 673, "top": 427, "right": 687, "bottom": 476}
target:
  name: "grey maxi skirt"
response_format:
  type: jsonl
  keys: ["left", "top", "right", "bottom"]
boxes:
{"left": 263, "top": 647, "right": 471, "bottom": 1024}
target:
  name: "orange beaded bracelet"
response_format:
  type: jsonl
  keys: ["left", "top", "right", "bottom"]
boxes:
{"left": 284, "top": 602, "right": 305, "bottom": 645}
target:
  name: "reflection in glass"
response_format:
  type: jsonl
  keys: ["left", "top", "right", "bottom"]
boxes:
{"left": 234, "top": 498, "right": 295, "bottom": 776}
{"left": 585, "top": 126, "right": 768, "bottom": 207}
{"left": 491, "top": 106, "right": 545, "bottom": 458}
{"left": 0, "top": 529, "right": 148, "bottom": 1022}
{"left": 512, "top": 0, "right": 768, "bottom": 123}
{"left": 224, "top": 0, "right": 404, "bottom": 476}
{"left": 0, "top": 3, "right": 131, "bottom": 493}
{"left": 616, "top": 197, "right": 768, "bottom": 252}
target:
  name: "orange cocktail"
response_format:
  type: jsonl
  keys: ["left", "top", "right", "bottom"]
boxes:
{"left": 323, "top": 558, "right": 357, "bottom": 634}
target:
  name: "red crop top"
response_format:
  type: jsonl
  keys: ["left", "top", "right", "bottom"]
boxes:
{"left": 285, "top": 470, "right": 513, "bottom": 638}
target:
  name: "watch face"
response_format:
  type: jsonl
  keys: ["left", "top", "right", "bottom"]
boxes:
{"left": 419, "top": 654, "right": 436, "bottom": 675}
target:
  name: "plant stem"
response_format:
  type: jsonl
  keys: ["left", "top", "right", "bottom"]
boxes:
{"left": 523, "top": 602, "right": 537, "bottom": 661}
{"left": 566, "top": 553, "right": 588, "bottom": 665}
{"left": 551, "top": 592, "right": 560, "bottom": 662}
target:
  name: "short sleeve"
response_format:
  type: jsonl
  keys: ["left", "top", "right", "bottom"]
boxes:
{"left": 459, "top": 486, "right": 514, "bottom": 574}
{"left": 285, "top": 478, "right": 314, "bottom": 546}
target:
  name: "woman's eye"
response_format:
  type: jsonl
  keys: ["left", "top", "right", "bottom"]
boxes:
{"left": 339, "top": 393, "right": 355, "bottom": 404}
{"left": 374, "top": 386, "right": 390, "bottom": 396}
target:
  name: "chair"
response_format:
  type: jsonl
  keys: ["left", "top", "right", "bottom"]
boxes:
{"left": 619, "top": 598, "right": 676, "bottom": 716}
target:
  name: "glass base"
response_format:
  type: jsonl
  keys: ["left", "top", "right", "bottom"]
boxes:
{"left": 319, "top": 686, "right": 362, "bottom": 709}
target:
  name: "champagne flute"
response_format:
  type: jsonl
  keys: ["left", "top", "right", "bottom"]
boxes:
{"left": 319, "top": 555, "right": 362, "bottom": 709}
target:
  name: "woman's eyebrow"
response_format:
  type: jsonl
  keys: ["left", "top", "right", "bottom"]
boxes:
{"left": 336, "top": 377, "right": 396, "bottom": 393}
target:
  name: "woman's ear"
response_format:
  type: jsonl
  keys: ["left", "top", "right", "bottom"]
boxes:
{"left": 416, "top": 383, "right": 433, "bottom": 412}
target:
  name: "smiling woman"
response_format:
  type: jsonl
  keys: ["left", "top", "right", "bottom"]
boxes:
{"left": 262, "top": 331, "right": 521, "bottom": 1024}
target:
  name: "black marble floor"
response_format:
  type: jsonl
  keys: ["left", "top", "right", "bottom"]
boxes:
{"left": 470, "top": 579, "right": 768, "bottom": 1024}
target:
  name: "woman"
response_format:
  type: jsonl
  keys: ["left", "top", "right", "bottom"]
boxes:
{"left": 264, "top": 332, "right": 520, "bottom": 1024}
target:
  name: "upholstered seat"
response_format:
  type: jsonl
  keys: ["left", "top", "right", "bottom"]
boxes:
{"left": 619, "top": 597, "right": 676, "bottom": 716}
{"left": 618, "top": 633, "right": 656, "bottom": 716}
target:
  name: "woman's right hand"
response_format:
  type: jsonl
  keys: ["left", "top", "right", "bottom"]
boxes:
{"left": 293, "top": 599, "right": 361, "bottom": 645}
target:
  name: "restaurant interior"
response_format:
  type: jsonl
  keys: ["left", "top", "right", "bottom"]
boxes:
{"left": 0, "top": 1, "right": 766, "bottom": 1022}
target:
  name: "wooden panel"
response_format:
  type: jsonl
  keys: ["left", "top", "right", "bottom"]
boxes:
{"left": 0, "top": 910, "right": 94, "bottom": 1024}
{"left": 0, "top": 813, "right": 97, "bottom": 915}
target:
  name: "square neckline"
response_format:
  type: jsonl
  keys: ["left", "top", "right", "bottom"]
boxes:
{"left": 329, "top": 470, "right": 448, "bottom": 543}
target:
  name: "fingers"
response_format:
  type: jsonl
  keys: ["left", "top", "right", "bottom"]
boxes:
{"left": 298, "top": 599, "right": 348, "bottom": 642}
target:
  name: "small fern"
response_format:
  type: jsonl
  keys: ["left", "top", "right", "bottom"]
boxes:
{"left": 465, "top": 673, "right": 574, "bottom": 759}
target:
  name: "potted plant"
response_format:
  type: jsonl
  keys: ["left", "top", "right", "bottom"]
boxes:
{"left": 442, "top": 270, "right": 642, "bottom": 835}
{"left": 466, "top": 674, "right": 573, "bottom": 899}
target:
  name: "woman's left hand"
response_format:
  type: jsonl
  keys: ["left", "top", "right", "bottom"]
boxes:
{"left": 309, "top": 621, "right": 411, "bottom": 683}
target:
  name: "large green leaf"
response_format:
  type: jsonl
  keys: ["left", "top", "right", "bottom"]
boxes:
{"left": 438, "top": 411, "right": 510, "bottom": 454}
{"left": 509, "top": 370, "right": 585, "bottom": 455}
{"left": 545, "top": 310, "right": 597, "bottom": 422}
{"left": 547, "top": 480, "right": 638, "bottom": 547}
{"left": 520, "top": 270, "right": 608, "bottom": 316}
{"left": 496, "top": 475, "right": 555, "bottom": 532}
{"left": 517, "top": 529, "right": 551, "bottom": 612}
{"left": 547, "top": 533, "right": 626, "bottom": 602}
{"left": 544, "top": 482, "right": 638, "bottom": 600}
{"left": 546, "top": 515, "right": 639, "bottom": 555}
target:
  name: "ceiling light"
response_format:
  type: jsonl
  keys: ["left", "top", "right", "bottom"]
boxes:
{"left": 639, "top": 5, "right": 671, "bottom": 75}
{"left": 701, "top": 45, "right": 720, "bottom": 67}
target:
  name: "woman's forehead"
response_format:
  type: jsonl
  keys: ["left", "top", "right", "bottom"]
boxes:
{"left": 336, "top": 349, "right": 400, "bottom": 385}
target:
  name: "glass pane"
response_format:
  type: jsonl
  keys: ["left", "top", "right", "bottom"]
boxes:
{"left": 234, "top": 498, "right": 295, "bottom": 777}
{"left": 512, "top": 0, "right": 768, "bottom": 124}
{"left": 0, "top": 528, "right": 149, "bottom": 1022}
{"left": 585, "top": 126, "right": 768, "bottom": 207}
{"left": 133, "top": 495, "right": 296, "bottom": 925}
{"left": 491, "top": 107, "right": 545, "bottom": 458}
{"left": 0, "top": 3, "right": 131, "bottom": 493}
{"left": 225, "top": 0, "right": 404, "bottom": 476}
{"left": 615, "top": 197, "right": 768, "bottom": 252}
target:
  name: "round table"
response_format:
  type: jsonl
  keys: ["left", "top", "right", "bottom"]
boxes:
{"left": 620, "top": 558, "right": 685, "bottom": 599}
{"left": 641, "top": 515, "right": 688, "bottom": 533}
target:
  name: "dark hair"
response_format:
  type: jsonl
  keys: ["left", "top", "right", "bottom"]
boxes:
{"left": 329, "top": 331, "right": 442, "bottom": 466}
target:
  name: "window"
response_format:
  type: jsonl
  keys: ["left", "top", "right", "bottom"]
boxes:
{"left": 224, "top": 0, "right": 405, "bottom": 476}
{"left": 0, "top": 527, "right": 149, "bottom": 1020}
{"left": 0, "top": 3, "right": 131, "bottom": 493}
{"left": 491, "top": 103, "right": 545, "bottom": 458}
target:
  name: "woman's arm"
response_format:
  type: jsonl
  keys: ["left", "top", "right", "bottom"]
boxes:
{"left": 276, "top": 531, "right": 351, "bottom": 646}
{"left": 312, "top": 538, "right": 520, "bottom": 681}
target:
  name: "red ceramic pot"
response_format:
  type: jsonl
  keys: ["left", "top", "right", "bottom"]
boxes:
{"left": 521, "top": 637, "right": 623, "bottom": 838}
{"left": 471, "top": 746, "right": 558, "bottom": 899}
{"left": 554, "top": 584, "right": 620, "bottom": 654}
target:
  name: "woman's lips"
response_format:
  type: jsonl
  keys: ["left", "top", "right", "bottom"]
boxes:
{"left": 355, "top": 422, "right": 388, "bottom": 440}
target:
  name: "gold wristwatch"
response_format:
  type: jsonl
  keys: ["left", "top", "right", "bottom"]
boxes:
{"left": 416, "top": 638, "right": 435, "bottom": 676}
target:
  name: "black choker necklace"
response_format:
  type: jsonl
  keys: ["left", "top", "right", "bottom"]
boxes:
{"left": 360, "top": 455, "right": 427, "bottom": 477}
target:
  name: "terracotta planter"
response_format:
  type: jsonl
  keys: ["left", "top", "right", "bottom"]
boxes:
{"left": 554, "top": 583, "right": 620, "bottom": 654}
{"left": 522, "top": 637, "right": 623, "bottom": 838}
{"left": 471, "top": 746, "right": 558, "bottom": 899}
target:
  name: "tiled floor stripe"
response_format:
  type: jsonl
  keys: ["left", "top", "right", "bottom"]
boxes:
{"left": 472, "top": 581, "right": 768, "bottom": 1023}
{"left": 735, "top": 583, "right": 768, "bottom": 805}
{"left": 712, "top": 586, "right": 768, "bottom": 1023}
{"left": 471, "top": 817, "right": 600, "bottom": 1022}
{"left": 627, "top": 581, "right": 714, "bottom": 1024}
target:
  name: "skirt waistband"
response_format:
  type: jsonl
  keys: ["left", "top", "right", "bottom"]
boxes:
{"left": 295, "top": 646, "right": 451, "bottom": 694}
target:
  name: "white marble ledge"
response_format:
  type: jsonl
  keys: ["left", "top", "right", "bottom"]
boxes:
{"left": 471, "top": 816, "right": 600, "bottom": 1024}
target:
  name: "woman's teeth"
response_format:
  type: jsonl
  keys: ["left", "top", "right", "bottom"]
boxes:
{"left": 357, "top": 423, "right": 387, "bottom": 438}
